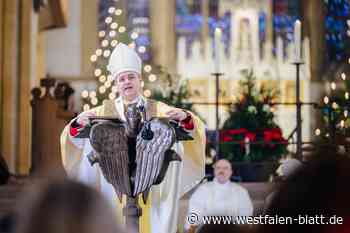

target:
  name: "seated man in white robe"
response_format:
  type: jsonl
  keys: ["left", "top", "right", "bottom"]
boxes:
{"left": 184, "top": 159, "right": 253, "bottom": 232}
{"left": 60, "top": 43, "right": 206, "bottom": 233}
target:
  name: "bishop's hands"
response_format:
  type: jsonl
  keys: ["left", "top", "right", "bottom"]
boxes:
{"left": 76, "top": 111, "right": 96, "bottom": 127}
{"left": 166, "top": 108, "right": 188, "bottom": 121}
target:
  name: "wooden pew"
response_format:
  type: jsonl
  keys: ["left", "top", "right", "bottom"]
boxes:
{"left": 31, "top": 78, "right": 76, "bottom": 176}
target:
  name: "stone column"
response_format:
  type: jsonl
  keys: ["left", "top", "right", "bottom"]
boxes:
{"left": 149, "top": 0, "right": 176, "bottom": 74}
{"left": 301, "top": 0, "right": 326, "bottom": 143}
{"left": 81, "top": 0, "right": 98, "bottom": 77}
{"left": 1, "top": 0, "right": 20, "bottom": 173}
{"left": 302, "top": 0, "right": 326, "bottom": 81}
{"left": 201, "top": 0, "right": 209, "bottom": 57}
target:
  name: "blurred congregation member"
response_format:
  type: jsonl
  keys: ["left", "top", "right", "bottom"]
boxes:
{"left": 184, "top": 159, "right": 253, "bottom": 233}
{"left": 260, "top": 147, "right": 350, "bottom": 233}
{"left": 14, "top": 178, "right": 125, "bottom": 233}
{"left": 264, "top": 155, "right": 303, "bottom": 212}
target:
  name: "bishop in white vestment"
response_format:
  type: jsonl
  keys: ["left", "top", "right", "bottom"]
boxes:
{"left": 60, "top": 43, "right": 206, "bottom": 233}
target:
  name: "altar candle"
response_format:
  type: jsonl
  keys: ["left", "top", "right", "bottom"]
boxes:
{"left": 294, "top": 20, "right": 302, "bottom": 61}
{"left": 214, "top": 27, "right": 222, "bottom": 73}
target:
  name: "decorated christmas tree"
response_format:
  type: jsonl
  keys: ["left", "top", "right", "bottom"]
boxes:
{"left": 316, "top": 73, "right": 350, "bottom": 141}
{"left": 314, "top": 0, "right": 350, "bottom": 144}
{"left": 220, "top": 70, "right": 287, "bottom": 162}
{"left": 80, "top": 3, "right": 159, "bottom": 111}
{"left": 150, "top": 66, "right": 197, "bottom": 113}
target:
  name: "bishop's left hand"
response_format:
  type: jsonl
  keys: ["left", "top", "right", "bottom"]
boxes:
{"left": 166, "top": 108, "right": 188, "bottom": 121}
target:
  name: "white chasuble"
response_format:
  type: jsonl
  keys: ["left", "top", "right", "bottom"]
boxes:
{"left": 60, "top": 97, "right": 206, "bottom": 233}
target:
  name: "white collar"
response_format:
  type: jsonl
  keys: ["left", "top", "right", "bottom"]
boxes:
{"left": 213, "top": 178, "right": 231, "bottom": 188}
{"left": 115, "top": 95, "right": 147, "bottom": 121}
{"left": 116, "top": 95, "right": 145, "bottom": 104}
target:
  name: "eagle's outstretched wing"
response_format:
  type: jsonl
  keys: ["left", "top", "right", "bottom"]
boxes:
{"left": 133, "top": 118, "right": 177, "bottom": 200}
{"left": 89, "top": 122, "right": 131, "bottom": 201}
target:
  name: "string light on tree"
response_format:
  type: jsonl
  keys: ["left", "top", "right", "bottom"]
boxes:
{"left": 90, "top": 55, "right": 97, "bottom": 62}
{"left": 83, "top": 104, "right": 90, "bottom": 111}
{"left": 340, "top": 120, "right": 345, "bottom": 128}
{"left": 109, "top": 92, "right": 116, "bottom": 100}
{"left": 81, "top": 90, "right": 89, "bottom": 98}
{"left": 115, "top": 9, "right": 122, "bottom": 16}
{"left": 148, "top": 74, "right": 157, "bottom": 82}
{"left": 341, "top": 72, "right": 346, "bottom": 80}
{"left": 144, "top": 89, "right": 152, "bottom": 97}
{"left": 96, "top": 49, "right": 103, "bottom": 56}
{"left": 315, "top": 128, "right": 321, "bottom": 136}
{"left": 99, "top": 86, "right": 106, "bottom": 94}
{"left": 110, "top": 22, "right": 118, "bottom": 30}
{"left": 98, "top": 31, "right": 106, "bottom": 38}
{"left": 105, "top": 16, "right": 113, "bottom": 24}
{"left": 104, "top": 81, "right": 112, "bottom": 88}
{"left": 94, "top": 69, "right": 102, "bottom": 77}
{"left": 144, "top": 65, "right": 152, "bottom": 73}
{"left": 99, "top": 75, "right": 107, "bottom": 83}
{"left": 109, "top": 30, "right": 117, "bottom": 37}
{"left": 81, "top": 1, "right": 156, "bottom": 111}
{"left": 103, "top": 50, "right": 111, "bottom": 57}
{"left": 119, "top": 26, "right": 126, "bottom": 33}
{"left": 89, "top": 91, "right": 96, "bottom": 98}
{"left": 331, "top": 82, "right": 337, "bottom": 90}
{"left": 91, "top": 98, "right": 98, "bottom": 106}
{"left": 101, "top": 40, "right": 109, "bottom": 47}
{"left": 138, "top": 46, "right": 146, "bottom": 53}
{"left": 332, "top": 102, "right": 339, "bottom": 109}
{"left": 324, "top": 96, "right": 329, "bottom": 104}
{"left": 131, "top": 32, "right": 139, "bottom": 40}
{"left": 111, "top": 40, "right": 118, "bottom": 47}
{"left": 107, "top": 75, "right": 114, "bottom": 82}
{"left": 108, "top": 7, "right": 116, "bottom": 14}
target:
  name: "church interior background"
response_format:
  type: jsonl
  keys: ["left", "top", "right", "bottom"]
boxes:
{"left": 1, "top": 0, "right": 350, "bottom": 232}
{"left": 0, "top": 0, "right": 349, "bottom": 177}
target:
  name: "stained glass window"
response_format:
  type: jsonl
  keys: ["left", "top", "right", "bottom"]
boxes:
{"left": 98, "top": 0, "right": 151, "bottom": 61}
{"left": 324, "top": 0, "right": 350, "bottom": 62}
{"left": 273, "top": 0, "right": 300, "bottom": 55}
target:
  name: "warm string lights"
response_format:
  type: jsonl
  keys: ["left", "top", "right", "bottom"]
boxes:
{"left": 81, "top": 5, "right": 156, "bottom": 109}
{"left": 316, "top": 71, "right": 350, "bottom": 136}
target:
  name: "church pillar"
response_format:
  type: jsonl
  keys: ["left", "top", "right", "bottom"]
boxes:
{"left": 0, "top": 0, "right": 37, "bottom": 174}
{"left": 201, "top": 0, "right": 209, "bottom": 57}
{"left": 81, "top": 0, "right": 98, "bottom": 77}
{"left": 302, "top": 0, "right": 326, "bottom": 81}
{"left": 301, "top": 0, "right": 326, "bottom": 142}
{"left": 149, "top": 0, "right": 177, "bottom": 74}
{"left": 264, "top": 0, "right": 273, "bottom": 62}
{"left": 1, "top": 0, "right": 20, "bottom": 173}
{"left": 266, "top": 0, "right": 273, "bottom": 44}
{"left": 17, "top": 0, "right": 36, "bottom": 174}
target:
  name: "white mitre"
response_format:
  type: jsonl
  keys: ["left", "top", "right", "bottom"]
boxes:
{"left": 107, "top": 42, "right": 142, "bottom": 79}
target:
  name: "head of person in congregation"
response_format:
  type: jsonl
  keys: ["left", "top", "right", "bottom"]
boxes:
{"left": 213, "top": 159, "right": 233, "bottom": 184}
{"left": 14, "top": 178, "right": 125, "bottom": 233}
{"left": 260, "top": 147, "right": 350, "bottom": 233}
